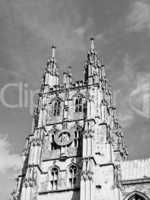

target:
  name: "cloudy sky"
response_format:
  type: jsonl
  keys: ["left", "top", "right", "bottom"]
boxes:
{"left": 1, "top": 0, "right": 150, "bottom": 199}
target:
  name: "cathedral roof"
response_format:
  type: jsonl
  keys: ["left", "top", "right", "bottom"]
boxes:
{"left": 120, "top": 158, "right": 150, "bottom": 181}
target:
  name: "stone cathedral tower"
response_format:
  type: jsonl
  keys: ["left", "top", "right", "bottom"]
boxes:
{"left": 12, "top": 39, "right": 150, "bottom": 200}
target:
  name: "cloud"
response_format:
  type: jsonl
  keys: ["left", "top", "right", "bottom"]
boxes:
{"left": 114, "top": 54, "right": 150, "bottom": 124}
{"left": 117, "top": 89, "right": 135, "bottom": 128}
{"left": 0, "top": 0, "right": 89, "bottom": 84}
{"left": 113, "top": 54, "right": 136, "bottom": 128}
{"left": 0, "top": 134, "right": 21, "bottom": 173}
{"left": 11, "top": 0, "right": 86, "bottom": 52}
{"left": 126, "top": 0, "right": 150, "bottom": 34}
{"left": 73, "top": 18, "right": 94, "bottom": 38}
{"left": 117, "top": 54, "right": 135, "bottom": 83}
{"left": 129, "top": 72, "right": 150, "bottom": 118}
{"left": 118, "top": 109, "right": 134, "bottom": 128}
{"left": 95, "top": 33, "right": 104, "bottom": 41}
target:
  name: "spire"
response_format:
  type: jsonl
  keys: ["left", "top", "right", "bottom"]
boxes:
{"left": 48, "top": 44, "right": 57, "bottom": 73}
{"left": 90, "top": 37, "right": 95, "bottom": 52}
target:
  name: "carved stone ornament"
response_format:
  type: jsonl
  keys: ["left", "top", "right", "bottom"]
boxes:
{"left": 81, "top": 170, "right": 93, "bottom": 181}
{"left": 54, "top": 129, "right": 75, "bottom": 146}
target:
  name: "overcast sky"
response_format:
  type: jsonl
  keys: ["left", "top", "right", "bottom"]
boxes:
{"left": 1, "top": 0, "right": 150, "bottom": 199}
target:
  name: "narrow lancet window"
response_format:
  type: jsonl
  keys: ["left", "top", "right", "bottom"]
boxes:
{"left": 74, "top": 127, "right": 81, "bottom": 148}
{"left": 51, "top": 167, "right": 59, "bottom": 190}
{"left": 75, "top": 96, "right": 83, "bottom": 112}
{"left": 53, "top": 100, "right": 61, "bottom": 116}
{"left": 69, "top": 165, "right": 77, "bottom": 188}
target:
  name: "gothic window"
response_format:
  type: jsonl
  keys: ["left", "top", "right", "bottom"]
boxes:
{"left": 69, "top": 165, "right": 77, "bottom": 188}
{"left": 127, "top": 192, "right": 148, "bottom": 200}
{"left": 75, "top": 96, "right": 83, "bottom": 112}
{"left": 53, "top": 100, "right": 61, "bottom": 116}
{"left": 50, "top": 167, "right": 59, "bottom": 190}
{"left": 51, "top": 134, "right": 56, "bottom": 150}
{"left": 51, "top": 132, "right": 60, "bottom": 150}
{"left": 74, "top": 127, "right": 81, "bottom": 148}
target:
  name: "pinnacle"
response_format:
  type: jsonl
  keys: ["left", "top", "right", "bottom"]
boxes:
{"left": 51, "top": 45, "right": 56, "bottom": 58}
{"left": 90, "top": 37, "right": 95, "bottom": 51}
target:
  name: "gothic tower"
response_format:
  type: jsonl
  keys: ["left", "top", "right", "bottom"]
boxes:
{"left": 11, "top": 38, "right": 128, "bottom": 200}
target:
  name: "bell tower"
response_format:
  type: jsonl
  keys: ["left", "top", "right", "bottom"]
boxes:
{"left": 11, "top": 39, "right": 128, "bottom": 200}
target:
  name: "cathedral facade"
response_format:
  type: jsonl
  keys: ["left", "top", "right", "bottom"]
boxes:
{"left": 11, "top": 38, "right": 150, "bottom": 200}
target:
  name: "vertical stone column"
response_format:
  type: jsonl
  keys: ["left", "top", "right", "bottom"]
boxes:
{"left": 20, "top": 186, "right": 26, "bottom": 200}
{"left": 38, "top": 109, "right": 43, "bottom": 128}
{"left": 80, "top": 159, "right": 94, "bottom": 200}
{"left": 26, "top": 185, "right": 31, "bottom": 200}
{"left": 28, "top": 129, "right": 43, "bottom": 166}
{"left": 80, "top": 119, "right": 95, "bottom": 200}
{"left": 20, "top": 182, "right": 31, "bottom": 200}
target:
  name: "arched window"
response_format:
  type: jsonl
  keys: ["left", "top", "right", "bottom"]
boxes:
{"left": 51, "top": 167, "right": 59, "bottom": 190}
{"left": 74, "top": 127, "right": 81, "bottom": 148}
{"left": 69, "top": 165, "right": 77, "bottom": 188}
{"left": 126, "top": 191, "right": 149, "bottom": 200}
{"left": 51, "top": 133, "right": 56, "bottom": 150}
{"left": 53, "top": 100, "right": 61, "bottom": 116}
{"left": 75, "top": 96, "right": 83, "bottom": 112}
{"left": 51, "top": 132, "right": 60, "bottom": 150}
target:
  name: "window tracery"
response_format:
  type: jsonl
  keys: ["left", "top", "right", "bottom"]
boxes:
{"left": 53, "top": 100, "right": 61, "bottom": 116}
{"left": 74, "top": 126, "right": 82, "bottom": 148}
{"left": 51, "top": 132, "right": 60, "bottom": 150}
{"left": 75, "top": 96, "right": 83, "bottom": 112}
{"left": 126, "top": 192, "right": 148, "bottom": 200}
{"left": 50, "top": 167, "right": 59, "bottom": 190}
{"left": 69, "top": 165, "right": 77, "bottom": 188}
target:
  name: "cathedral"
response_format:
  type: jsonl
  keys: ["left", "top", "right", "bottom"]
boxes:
{"left": 11, "top": 38, "right": 150, "bottom": 200}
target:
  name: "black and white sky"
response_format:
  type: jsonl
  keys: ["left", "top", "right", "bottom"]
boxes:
{"left": 1, "top": 0, "right": 150, "bottom": 199}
